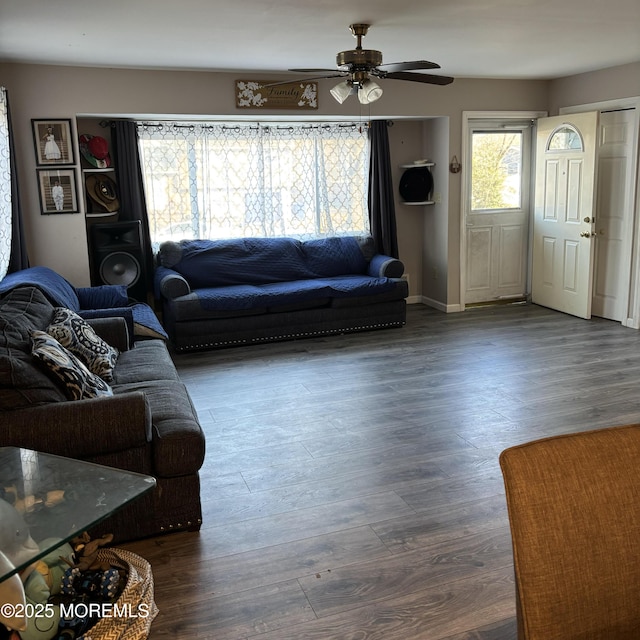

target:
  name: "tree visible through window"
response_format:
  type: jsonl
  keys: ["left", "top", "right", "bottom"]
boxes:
{"left": 137, "top": 121, "right": 370, "bottom": 247}
{"left": 471, "top": 131, "right": 523, "bottom": 211}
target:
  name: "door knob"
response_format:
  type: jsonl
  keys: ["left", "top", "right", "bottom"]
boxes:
{"left": 580, "top": 232, "right": 592, "bottom": 238}
{"left": 584, "top": 217, "right": 591, "bottom": 223}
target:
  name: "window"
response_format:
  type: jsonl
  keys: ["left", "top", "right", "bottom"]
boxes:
{"left": 137, "top": 121, "right": 370, "bottom": 247}
{"left": 546, "top": 124, "right": 583, "bottom": 151}
{"left": 471, "top": 130, "right": 523, "bottom": 211}
{"left": 0, "top": 87, "right": 11, "bottom": 279}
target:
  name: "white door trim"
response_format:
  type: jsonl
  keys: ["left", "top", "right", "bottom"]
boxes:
{"left": 559, "top": 97, "right": 640, "bottom": 328}
{"left": 460, "top": 111, "right": 547, "bottom": 311}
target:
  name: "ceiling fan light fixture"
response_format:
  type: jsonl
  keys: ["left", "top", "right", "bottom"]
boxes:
{"left": 357, "top": 79, "right": 383, "bottom": 104}
{"left": 330, "top": 80, "right": 353, "bottom": 104}
{"left": 292, "top": 24, "right": 453, "bottom": 103}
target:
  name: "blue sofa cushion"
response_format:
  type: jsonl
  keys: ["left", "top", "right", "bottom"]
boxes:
{"left": 158, "top": 236, "right": 371, "bottom": 288}
{"left": 196, "top": 275, "right": 396, "bottom": 311}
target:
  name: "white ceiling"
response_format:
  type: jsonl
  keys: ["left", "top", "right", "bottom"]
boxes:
{"left": 1, "top": 0, "right": 639, "bottom": 80}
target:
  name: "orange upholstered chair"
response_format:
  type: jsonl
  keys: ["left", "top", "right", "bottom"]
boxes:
{"left": 499, "top": 425, "right": 640, "bottom": 640}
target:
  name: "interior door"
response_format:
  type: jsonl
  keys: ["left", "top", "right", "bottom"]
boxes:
{"left": 591, "top": 108, "right": 636, "bottom": 321}
{"left": 531, "top": 112, "right": 599, "bottom": 319}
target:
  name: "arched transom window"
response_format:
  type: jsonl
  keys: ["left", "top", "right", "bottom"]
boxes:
{"left": 546, "top": 124, "right": 583, "bottom": 151}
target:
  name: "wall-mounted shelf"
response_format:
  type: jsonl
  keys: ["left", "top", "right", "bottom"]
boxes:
{"left": 403, "top": 200, "right": 435, "bottom": 206}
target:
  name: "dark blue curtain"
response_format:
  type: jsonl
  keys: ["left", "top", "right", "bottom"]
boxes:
{"left": 111, "top": 121, "right": 154, "bottom": 298}
{"left": 367, "top": 120, "right": 398, "bottom": 258}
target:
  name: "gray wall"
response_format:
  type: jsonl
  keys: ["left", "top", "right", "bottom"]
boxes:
{"left": 1, "top": 61, "right": 637, "bottom": 307}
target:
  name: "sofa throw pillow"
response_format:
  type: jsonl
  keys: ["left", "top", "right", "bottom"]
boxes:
{"left": 30, "top": 330, "right": 113, "bottom": 400}
{"left": 46, "top": 308, "right": 119, "bottom": 382}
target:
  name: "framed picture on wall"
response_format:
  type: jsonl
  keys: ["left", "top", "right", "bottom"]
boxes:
{"left": 32, "top": 118, "right": 75, "bottom": 166}
{"left": 37, "top": 168, "right": 79, "bottom": 214}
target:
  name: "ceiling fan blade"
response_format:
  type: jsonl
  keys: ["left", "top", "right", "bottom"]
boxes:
{"left": 262, "top": 74, "right": 346, "bottom": 87}
{"left": 378, "top": 60, "right": 441, "bottom": 72}
{"left": 289, "top": 68, "right": 345, "bottom": 74}
{"left": 383, "top": 71, "right": 454, "bottom": 86}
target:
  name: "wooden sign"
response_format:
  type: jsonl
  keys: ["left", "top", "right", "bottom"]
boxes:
{"left": 235, "top": 80, "right": 318, "bottom": 110}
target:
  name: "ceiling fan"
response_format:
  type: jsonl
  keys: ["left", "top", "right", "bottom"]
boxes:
{"left": 289, "top": 24, "right": 454, "bottom": 105}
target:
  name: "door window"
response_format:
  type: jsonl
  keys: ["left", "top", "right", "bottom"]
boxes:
{"left": 471, "top": 130, "right": 523, "bottom": 211}
{"left": 546, "top": 125, "right": 583, "bottom": 151}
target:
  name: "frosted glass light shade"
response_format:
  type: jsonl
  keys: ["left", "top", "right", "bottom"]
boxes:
{"left": 358, "top": 80, "right": 383, "bottom": 104}
{"left": 330, "top": 81, "right": 352, "bottom": 104}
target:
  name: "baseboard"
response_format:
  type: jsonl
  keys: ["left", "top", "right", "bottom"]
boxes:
{"left": 420, "top": 296, "right": 463, "bottom": 313}
{"left": 407, "top": 296, "right": 464, "bottom": 314}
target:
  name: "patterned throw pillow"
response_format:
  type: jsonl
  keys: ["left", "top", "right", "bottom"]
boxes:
{"left": 31, "top": 330, "right": 113, "bottom": 400}
{"left": 46, "top": 307, "right": 119, "bottom": 382}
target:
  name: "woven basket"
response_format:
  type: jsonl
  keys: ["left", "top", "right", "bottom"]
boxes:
{"left": 80, "top": 548, "right": 159, "bottom": 640}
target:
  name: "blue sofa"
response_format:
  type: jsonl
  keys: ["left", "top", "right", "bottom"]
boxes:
{"left": 155, "top": 235, "right": 409, "bottom": 352}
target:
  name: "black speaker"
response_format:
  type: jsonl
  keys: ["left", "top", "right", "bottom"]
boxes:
{"left": 89, "top": 221, "right": 148, "bottom": 302}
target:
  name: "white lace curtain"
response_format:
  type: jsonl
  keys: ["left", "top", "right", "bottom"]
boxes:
{"left": 136, "top": 121, "right": 370, "bottom": 246}
{"left": 0, "top": 87, "right": 11, "bottom": 279}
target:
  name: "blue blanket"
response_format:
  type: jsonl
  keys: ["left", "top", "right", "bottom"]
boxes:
{"left": 159, "top": 236, "right": 370, "bottom": 288}
{"left": 0, "top": 266, "right": 80, "bottom": 311}
{"left": 0, "top": 267, "right": 168, "bottom": 340}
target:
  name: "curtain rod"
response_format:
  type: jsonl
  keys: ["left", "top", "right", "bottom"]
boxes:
{"left": 103, "top": 119, "right": 391, "bottom": 130}
{"left": 103, "top": 119, "right": 391, "bottom": 128}
{"left": 136, "top": 121, "right": 365, "bottom": 130}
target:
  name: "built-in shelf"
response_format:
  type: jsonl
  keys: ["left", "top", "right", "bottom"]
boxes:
{"left": 82, "top": 167, "right": 115, "bottom": 173}
{"left": 82, "top": 166, "right": 118, "bottom": 217}
{"left": 399, "top": 162, "right": 435, "bottom": 206}
{"left": 399, "top": 162, "right": 435, "bottom": 168}
{"left": 86, "top": 211, "right": 118, "bottom": 218}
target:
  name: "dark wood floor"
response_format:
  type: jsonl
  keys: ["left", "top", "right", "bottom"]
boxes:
{"left": 123, "top": 302, "right": 640, "bottom": 639}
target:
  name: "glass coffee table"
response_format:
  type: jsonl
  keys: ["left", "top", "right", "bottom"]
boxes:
{"left": 0, "top": 447, "right": 156, "bottom": 630}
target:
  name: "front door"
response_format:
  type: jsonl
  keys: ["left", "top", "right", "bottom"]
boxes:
{"left": 531, "top": 112, "right": 599, "bottom": 319}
